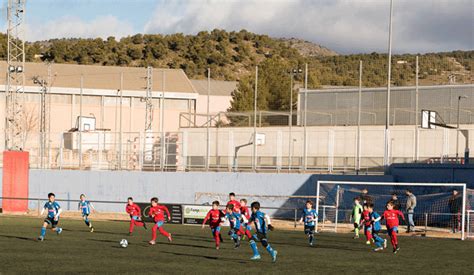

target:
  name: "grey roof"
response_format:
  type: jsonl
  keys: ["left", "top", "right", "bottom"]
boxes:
{"left": 190, "top": 79, "right": 237, "bottom": 96}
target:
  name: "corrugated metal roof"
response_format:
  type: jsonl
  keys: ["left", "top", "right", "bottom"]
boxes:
{"left": 190, "top": 79, "right": 237, "bottom": 96}
{"left": 0, "top": 61, "right": 197, "bottom": 94}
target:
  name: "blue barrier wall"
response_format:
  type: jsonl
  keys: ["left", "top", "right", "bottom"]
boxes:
{"left": 389, "top": 164, "right": 474, "bottom": 187}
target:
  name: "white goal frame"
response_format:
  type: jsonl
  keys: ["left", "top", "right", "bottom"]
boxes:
{"left": 316, "top": 181, "right": 467, "bottom": 240}
{"left": 468, "top": 210, "right": 474, "bottom": 239}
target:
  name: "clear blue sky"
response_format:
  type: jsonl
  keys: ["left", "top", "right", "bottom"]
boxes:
{"left": 20, "top": 0, "right": 473, "bottom": 54}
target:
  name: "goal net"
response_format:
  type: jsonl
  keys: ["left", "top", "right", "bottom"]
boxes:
{"left": 194, "top": 192, "right": 319, "bottom": 228}
{"left": 316, "top": 181, "right": 467, "bottom": 240}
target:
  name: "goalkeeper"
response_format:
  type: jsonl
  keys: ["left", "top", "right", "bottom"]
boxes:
{"left": 351, "top": 197, "right": 363, "bottom": 239}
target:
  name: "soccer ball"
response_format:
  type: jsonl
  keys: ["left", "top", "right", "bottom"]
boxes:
{"left": 120, "top": 239, "right": 128, "bottom": 248}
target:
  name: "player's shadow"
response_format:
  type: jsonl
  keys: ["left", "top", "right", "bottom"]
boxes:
{"left": 161, "top": 251, "right": 247, "bottom": 264}
{"left": 0, "top": 234, "right": 37, "bottom": 242}
{"left": 161, "top": 242, "right": 220, "bottom": 250}
{"left": 172, "top": 233, "right": 212, "bottom": 242}
{"left": 88, "top": 238, "right": 121, "bottom": 244}
{"left": 314, "top": 243, "right": 368, "bottom": 252}
{"left": 62, "top": 228, "right": 125, "bottom": 236}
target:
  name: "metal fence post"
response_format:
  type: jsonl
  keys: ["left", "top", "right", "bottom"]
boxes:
{"left": 294, "top": 208, "right": 297, "bottom": 229}
{"left": 424, "top": 213, "right": 428, "bottom": 237}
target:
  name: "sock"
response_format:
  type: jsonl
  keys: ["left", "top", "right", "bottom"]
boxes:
{"left": 129, "top": 220, "right": 135, "bottom": 233}
{"left": 309, "top": 234, "right": 314, "bottom": 244}
{"left": 250, "top": 240, "right": 259, "bottom": 256}
{"left": 41, "top": 227, "right": 46, "bottom": 237}
{"left": 84, "top": 218, "right": 90, "bottom": 227}
{"left": 266, "top": 245, "right": 274, "bottom": 254}
{"left": 158, "top": 226, "right": 170, "bottom": 238}
{"left": 214, "top": 231, "right": 220, "bottom": 247}
{"left": 355, "top": 228, "right": 359, "bottom": 237}
{"left": 391, "top": 232, "right": 398, "bottom": 248}
{"left": 151, "top": 225, "right": 158, "bottom": 241}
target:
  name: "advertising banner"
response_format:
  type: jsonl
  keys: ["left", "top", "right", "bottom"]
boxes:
{"left": 136, "top": 203, "right": 183, "bottom": 224}
{"left": 183, "top": 205, "right": 212, "bottom": 224}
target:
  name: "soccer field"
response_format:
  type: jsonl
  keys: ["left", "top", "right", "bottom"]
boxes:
{"left": 0, "top": 216, "right": 473, "bottom": 274}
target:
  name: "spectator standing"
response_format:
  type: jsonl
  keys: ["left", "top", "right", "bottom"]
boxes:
{"left": 448, "top": 190, "right": 462, "bottom": 233}
{"left": 388, "top": 193, "right": 401, "bottom": 210}
{"left": 405, "top": 190, "right": 417, "bottom": 233}
{"left": 360, "top": 188, "right": 374, "bottom": 205}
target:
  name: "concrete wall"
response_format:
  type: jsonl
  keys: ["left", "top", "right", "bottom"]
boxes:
{"left": 0, "top": 170, "right": 392, "bottom": 213}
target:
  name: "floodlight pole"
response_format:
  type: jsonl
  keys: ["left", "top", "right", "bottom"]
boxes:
{"left": 253, "top": 66, "right": 258, "bottom": 171}
{"left": 384, "top": 0, "right": 394, "bottom": 170}
{"left": 303, "top": 63, "right": 308, "bottom": 171}
{"left": 356, "top": 60, "right": 362, "bottom": 172}
{"left": 415, "top": 56, "right": 419, "bottom": 161}
{"left": 289, "top": 71, "right": 294, "bottom": 171}
{"left": 206, "top": 68, "right": 210, "bottom": 171}
{"left": 456, "top": 95, "right": 467, "bottom": 161}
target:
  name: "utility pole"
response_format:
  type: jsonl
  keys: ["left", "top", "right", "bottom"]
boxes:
{"left": 33, "top": 75, "right": 48, "bottom": 168}
{"left": 145, "top": 66, "right": 153, "bottom": 131}
{"left": 5, "top": 0, "right": 26, "bottom": 151}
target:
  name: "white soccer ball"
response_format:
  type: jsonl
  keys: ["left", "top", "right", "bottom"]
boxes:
{"left": 120, "top": 239, "right": 128, "bottom": 248}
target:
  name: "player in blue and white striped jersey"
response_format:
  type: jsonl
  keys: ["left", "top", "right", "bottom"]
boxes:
{"left": 38, "top": 193, "right": 63, "bottom": 241}
{"left": 299, "top": 200, "right": 317, "bottom": 246}
{"left": 247, "top": 201, "right": 277, "bottom": 262}
{"left": 78, "top": 194, "right": 95, "bottom": 232}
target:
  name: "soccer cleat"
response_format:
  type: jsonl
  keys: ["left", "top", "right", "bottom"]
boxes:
{"left": 37, "top": 236, "right": 44, "bottom": 241}
{"left": 366, "top": 240, "right": 371, "bottom": 245}
{"left": 250, "top": 255, "right": 261, "bottom": 260}
{"left": 271, "top": 250, "right": 278, "bottom": 263}
{"left": 168, "top": 234, "right": 173, "bottom": 243}
{"left": 129, "top": 232, "right": 133, "bottom": 236}
{"left": 90, "top": 227, "right": 94, "bottom": 233}
{"left": 373, "top": 247, "right": 384, "bottom": 252}
{"left": 383, "top": 239, "right": 387, "bottom": 248}
{"left": 309, "top": 241, "right": 313, "bottom": 246}
{"left": 149, "top": 240, "right": 156, "bottom": 245}
{"left": 57, "top": 228, "right": 63, "bottom": 235}
{"left": 393, "top": 246, "right": 400, "bottom": 254}
{"left": 216, "top": 246, "right": 220, "bottom": 250}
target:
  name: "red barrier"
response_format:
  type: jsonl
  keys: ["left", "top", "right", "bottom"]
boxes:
{"left": 2, "top": 151, "right": 29, "bottom": 213}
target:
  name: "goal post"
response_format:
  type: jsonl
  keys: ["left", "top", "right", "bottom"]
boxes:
{"left": 316, "top": 181, "right": 467, "bottom": 240}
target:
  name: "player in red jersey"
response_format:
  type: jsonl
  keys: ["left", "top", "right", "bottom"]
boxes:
{"left": 382, "top": 201, "right": 405, "bottom": 253}
{"left": 360, "top": 204, "right": 373, "bottom": 245}
{"left": 125, "top": 197, "right": 147, "bottom": 235}
{"left": 148, "top": 197, "right": 172, "bottom": 245}
{"left": 201, "top": 201, "right": 225, "bottom": 249}
{"left": 239, "top": 199, "right": 253, "bottom": 240}
{"left": 227, "top": 192, "right": 241, "bottom": 213}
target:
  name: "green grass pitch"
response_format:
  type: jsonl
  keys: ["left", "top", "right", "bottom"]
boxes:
{"left": 0, "top": 216, "right": 473, "bottom": 273}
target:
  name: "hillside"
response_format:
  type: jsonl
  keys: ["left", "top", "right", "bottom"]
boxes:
{"left": 280, "top": 38, "right": 338, "bottom": 57}
{"left": 0, "top": 29, "right": 471, "bottom": 87}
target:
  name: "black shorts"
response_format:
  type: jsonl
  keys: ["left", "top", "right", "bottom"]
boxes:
{"left": 251, "top": 231, "right": 268, "bottom": 241}
{"left": 304, "top": 225, "right": 315, "bottom": 234}
{"left": 44, "top": 217, "right": 59, "bottom": 228}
